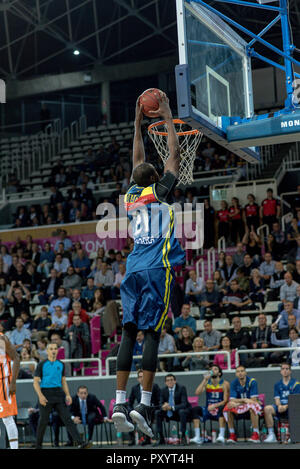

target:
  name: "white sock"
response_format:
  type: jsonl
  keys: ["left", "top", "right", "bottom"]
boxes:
{"left": 219, "top": 428, "right": 225, "bottom": 437}
{"left": 2, "top": 416, "right": 18, "bottom": 449}
{"left": 116, "top": 390, "right": 126, "bottom": 405}
{"left": 268, "top": 428, "right": 275, "bottom": 435}
{"left": 141, "top": 391, "right": 152, "bottom": 407}
{"left": 229, "top": 428, "right": 235, "bottom": 434}
{"left": 194, "top": 427, "right": 200, "bottom": 438}
{"left": 253, "top": 428, "right": 259, "bottom": 434}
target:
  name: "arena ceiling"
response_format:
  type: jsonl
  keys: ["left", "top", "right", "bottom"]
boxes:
{"left": 0, "top": 0, "right": 300, "bottom": 80}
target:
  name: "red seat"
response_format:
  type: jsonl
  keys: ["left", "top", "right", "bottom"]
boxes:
{"left": 188, "top": 396, "right": 199, "bottom": 408}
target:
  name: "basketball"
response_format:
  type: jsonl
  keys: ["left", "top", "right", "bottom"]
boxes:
{"left": 139, "top": 88, "right": 163, "bottom": 118}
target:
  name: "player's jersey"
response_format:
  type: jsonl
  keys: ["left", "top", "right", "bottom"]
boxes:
{"left": 274, "top": 378, "right": 300, "bottom": 405}
{"left": 230, "top": 376, "right": 258, "bottom": 400}
{"left": 0, "top": 332, "right": 12, "bottom": 379}
{"left": 206, "top": 378, "right": 225, "bottom": 406}
{"left": 124, "top": 182, "right": 185, "bottom": 273}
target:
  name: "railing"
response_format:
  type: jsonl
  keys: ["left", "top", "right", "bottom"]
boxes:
{"left": 217, "top": 236, "right": 226, "bottom": 253}
{"left": 235, "top": 346, "right": 300, "bottom": 368}
{"left": 105, "top": 351, "right": 232, "bottom": 376}
{"left": 274, "top": 142, "right": 300, "bottom": 185}
{"left": 281, "top": 212, "right": 293, "bottom": 232}
{"left": 257, "top": 223, "right": 269, "bottom": 240}
{"left": 196, "top": 258, "right": 204, "bottom": 280}
{"left": 246, "top": 145, "right": 277, "bottom": 180}
{"left": 207, "top": 247, "right": 216, "bottom": 279}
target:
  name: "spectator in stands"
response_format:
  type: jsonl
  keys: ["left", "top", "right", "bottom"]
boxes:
{"left": 249, "top": 269, "right": 266, "bottom": 308}
{"left": 287, "top": 233, "right": 300, "bottom": 263}
{"left": 67, "top": 314, "right": 91, "bottom": 367}
{"left": 70, "top": 288, "right": 88, "bottom": 312}
{"left": 63, "top": 266, "right": 83, "bottom": 294}
{"left": 226, "top": 316, "right": 251, "bottom": 366}
{"left": 0, "top": 245, "right": 12, "bottom": 268}
{"left": 239, "top": 253, "right": 255, "bottom": 279}
{"left": 172, "top": 188, "right": 185, "bottom": 208}
{"left": 222, "top": 279, "right": 252, "bottom": 316}
{"left": 38, "top": 268, "right": 62, "bottom": 305}
{"left": 82, "top": 278, "right": 97, "bottom": 309}
{"left": 279, "top": 271, "right": 299, "bottom": 311}
{"left": 21, "top": 310, "right": 33, "bottom": 331}
{"left": 111, "top": 251, "right": 125, "bottom": 275}
{"left": 185, "top": 269, "right": 204, "bottom": 305}
{"left": 213, "top": 336, "right": 237, "bottom": 370}
{"left": 174, "top": 326, "right": 194, "bottom": 370}
{"left": 259, "top": 252, "right": 276, "bottom": 287}
{"left": 19, "top": 347, "right": 35, "bottom": 378}
{"left": 53, "top": 253, "right": 70, "bottom": 277}
{"left": 54, "top": 230, "right": 72, "bottom": 252}
{"left": 31, "top": 306, "right": 51, "bottom": 341}
{"left": 48, "top": 286, "right": 70, "bottom": 315}
{"left": 154, "top": 374, "right": 192, "bottom": 446}
{"left": 199, "top": 320, "right": 221, "bottom": 351}
{"left": 233, "top": 243, "right": 245, "bottom": 268}
{"left": 277, "top": 300, "right": 300, "bottom": 330}
{"left": 173, "top": 303, "right": 196, "bottom": 337}
{"left": 271, "top": 221, "right": 286, "bottom": 247}
{"left": 271, "top": 326, "right": 300, "bottom": 366}
{"left": 10, "top": 317, "right": 31, "bottom": 351}
{"left": 221, "top": 255, "right": 238, "bottom": 285}
{"left": 73, "top": 248, "right": 91, "bottom": 278}
{"left": 181, "top": 337, "right": 209, "bottom": 371}
{"left": 25, "top": 262, "right": 42, "bottom": 292}
{"left": 49, "top": 186, "right": 64, "bottom": 218}
{"left": 111, "top": 263, "right": 126, "bottom": 299}
{"left": 236, "top": 268, "right": 249, "bottom": 293}
{"left": 0, "top": 277, "right": 10, "bottom": 299}
{"left": 0, "top": 298, "right": 12, "bottom": 330}
{"left": 32, "top": 338, "right": 48, "bottom": 362}
{"left": 94, "top": 261, "right": 114, "bottom": 300}
{"left": 250, "top": 313, "right": 272, "bottom": 366}
{"left": 217, "top": 200, "right": 230, "bottom": 242}
{"left": 243, "top": 194, "right": 260, "bottom": 232}
{"left": 37, "top": 242, "right": 55, "bottom": 278}
{"left": 158, "top": 326, "right": 176, "bottom": 372}
{"left": 268, "top": 261, "right": 285, "bottom": 300}
{"left": 242, "top": 227, "right": 262, "bottom": 265}
{"left": 199, "top": 279, "right": 222, "bottom": 319}
{"left": 264, "top": 362, "right": 300, "bottom": 443}
{"left": 49, "top": 305, "right": 68, "bottom": 334}
{"left": 260, "top": 188, "right": 280, "bottom": 229}
{"left": 56, "top": 242, "right": 72, "bottom": 262}
{"left": 229, "top": 197, "right": 244, "bottom": 245}
{"left": 185, "top": 189, "right": 197, "bottom": 210}
{"left": 213, "top": 270, "right": 227, "bottom": 294}
{"left": 10, "top": 263, "right": 30, "bottom": 285}
{"left": 226, "top": 365, "right": 261, "bottom": 443}
{"left": 0, "top": 259, "right": 9, "bottom": 279}
{"left": 67, "top": 301, "right": 89, "bottom": 328}
{"left": 265, "top": 233, "right": 282, "bottom": 261}
{"left": 7, "top": 283, "right": 31, "bottom": 322}
{"left": 292, "top": 260, "right": 300, "bottom": 284}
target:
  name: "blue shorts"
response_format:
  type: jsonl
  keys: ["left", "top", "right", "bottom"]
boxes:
{"left": 201, "top": 406, "right": 224, "bottom": 422}
{"left": 273, "top": 404, "right": 289, "bottom": 420}
{"left": 120, "top": 267, "right": 174, "bottom": 333}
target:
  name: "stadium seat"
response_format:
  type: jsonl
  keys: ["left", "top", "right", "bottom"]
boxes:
{"left": 190, "top": 305, "right": 200, "bottom": 318}
{"left": 196, "top": 320, "right": 205, "bottom": 332}
{"left": 264, "top": 301, "right": 281, "bottom": 313}
{"left": 240, "top": 316, "right": 252, "bottom": 328}
{"left": 212, "top": 318, "right": 230, "bottom": 331}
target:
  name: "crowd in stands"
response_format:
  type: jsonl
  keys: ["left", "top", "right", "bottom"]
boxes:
{"left": 10, "top": 134, "right": 247, "bottom": 227}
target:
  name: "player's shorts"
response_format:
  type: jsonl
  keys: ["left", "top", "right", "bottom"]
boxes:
{"left": 120, "top": 267, "right": 175, "bottom": 333}
{"left": 191, "top": 405, "right": 224, "bottom": 421}
{"left": 272, "top": 404, "right": 289, "bottom": 420}
{"left": 0, "top": 376, "right": 17, "bottom": 418}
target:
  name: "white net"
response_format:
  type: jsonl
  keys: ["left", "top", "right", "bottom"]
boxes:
{"left": 148, "top": 119, "right": 203, "bottom": 185}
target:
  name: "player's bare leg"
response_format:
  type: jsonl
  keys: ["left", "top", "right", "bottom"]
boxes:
{"left": 263, "top": 405, "right": 277, "bottom": 443}
{"left": 2, "top": 416, "right": 19, "bottom": 449}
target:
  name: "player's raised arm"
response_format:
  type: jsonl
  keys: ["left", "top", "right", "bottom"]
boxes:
{"left": 132, "top": 96, "right": 145, "bottom": 170}
{"left": 149, "top": 94, "right": 180, "bottom": 178}
{"left": 4, "top": 336, "right": 20, "bottom": 395}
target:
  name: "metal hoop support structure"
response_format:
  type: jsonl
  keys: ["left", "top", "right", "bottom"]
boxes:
{"left": 148, "top": 118, "right": 203, "bottom": 185}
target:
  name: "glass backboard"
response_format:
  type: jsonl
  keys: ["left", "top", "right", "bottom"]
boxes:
{"left": 176, "top": 0, "right": 260, "bottom": 163}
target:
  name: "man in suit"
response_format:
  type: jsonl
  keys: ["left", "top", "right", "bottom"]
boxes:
{"left": 128, "top": 370, "right": 160, "bottom": 446}
{"left": 38, "top": 268, "right": 62, "bottom": 305}
{"left": 68, "top": 385, "right": 109, "bottom": 444}
{"left": 154, "top": 374, "right": 192, "bottom": 446}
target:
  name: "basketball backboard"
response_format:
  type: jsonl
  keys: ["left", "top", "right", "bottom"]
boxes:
{"left": 175, "top": 0, "right": 300, "bottom": 164}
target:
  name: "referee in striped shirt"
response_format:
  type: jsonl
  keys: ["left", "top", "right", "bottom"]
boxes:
{"left": 33, "top": 342, "right": 91, "bottom": 449}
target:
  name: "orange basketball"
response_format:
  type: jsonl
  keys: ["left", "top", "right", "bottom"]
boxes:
{"left": 139, "top": 88, "right": 163, "bottom": 118}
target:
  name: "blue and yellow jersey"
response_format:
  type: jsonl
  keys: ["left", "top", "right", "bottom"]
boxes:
{"left": 206, "top": 378, "right": 225, "bottom": 406}
{"left": 124, "top": 181, "right": 185, "bottom": 274}
{"left": 274, "top": 378, "right": 300, "bottom": 405}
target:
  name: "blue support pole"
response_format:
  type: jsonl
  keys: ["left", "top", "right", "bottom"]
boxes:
{"left": 201, "top": 0, "right": 281, "bottom": 12}
{"left": 247, "top": 15, "right": 281, "bottom": 48}
{"left": 280, "top": 0, "right": 295, "bottom": 110}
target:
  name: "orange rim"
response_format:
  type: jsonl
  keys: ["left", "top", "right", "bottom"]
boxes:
{"left": 148, "top": 119, "right": 201, "bottom": 137}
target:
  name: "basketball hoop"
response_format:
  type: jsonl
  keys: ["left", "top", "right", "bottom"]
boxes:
{"left": 148, "top": 119, "right": 203, "bottom": 185}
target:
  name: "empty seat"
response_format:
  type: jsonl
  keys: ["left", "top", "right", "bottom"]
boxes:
{"left": 212, "top": 318, "right": 230, "bottom": 330}
{"left": 240, "top": 316, "right": 252, "bottom": 328}
{"left": 196, "top": 320, "right": 205, "bottom": 331}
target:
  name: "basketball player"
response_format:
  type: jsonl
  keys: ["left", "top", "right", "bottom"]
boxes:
{"left": 190, "top": 365, "right": 229, "bottom": 445}
{"left": 112, "top": 92, "right": 185, "bottom": 438}
{"left": 0, "top": 332, "right": 20, "bottom": 449}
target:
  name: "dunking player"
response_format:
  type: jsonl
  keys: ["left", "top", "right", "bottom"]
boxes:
{"left": 112, "top": 93, "right": 185, "bottom": 438}
{"left": 0, "top": 332, "right": 20, "bottom": 449}
{"left": 190, "top": 365, "right": 229, "bottom": 445}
